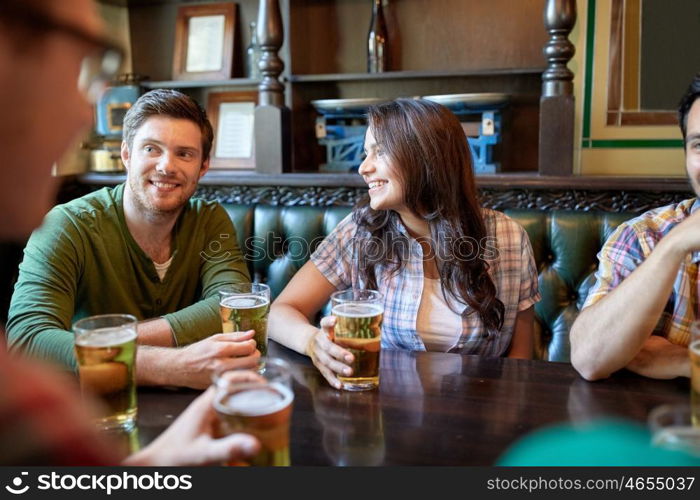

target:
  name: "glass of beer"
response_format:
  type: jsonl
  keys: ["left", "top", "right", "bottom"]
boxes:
{"left": 649, "top": 403, "right": 700, "bottom": 456}
{"left": 219, "top": 283, "right": 271, "bottom": 370}
{"left": 213, "top": 357, "right": 294, "bottom": 466}
{"left": 73, "top": 314, "right": 138, "bottom": 430}
{"left": 330, "top": 289, "right": 384, "bottom": 391}
{"left": 691, "top": 322, "right": 700, "bottom": 426}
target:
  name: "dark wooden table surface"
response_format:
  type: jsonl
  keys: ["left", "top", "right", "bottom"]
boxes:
{"left": 128, "top": 341, "right": 689, "bottom": 465}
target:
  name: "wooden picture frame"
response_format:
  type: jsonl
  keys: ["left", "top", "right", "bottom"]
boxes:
{"left": 605, "top": 0, "right": 676, "bottom": 126}
{"left": 172, "top": 2, "right": 237, "bottom": 81}
{"left": 207, "top": 91, "right": 258, "bottom": 169}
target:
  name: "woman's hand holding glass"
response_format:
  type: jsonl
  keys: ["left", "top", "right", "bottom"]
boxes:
{"left": 306, "top": 316, "right": 354, "bottom": 389}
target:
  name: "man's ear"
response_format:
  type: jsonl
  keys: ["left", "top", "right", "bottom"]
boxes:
{"left": 120, "top": 141, "right": 130, "bottom": 170}
{"left": 199, "top": 157, "right": 210, "bottom": 178}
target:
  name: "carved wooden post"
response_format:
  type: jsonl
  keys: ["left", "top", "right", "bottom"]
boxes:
{"left": 255, "top": 0, "right": 290, "bottom": 174}
{"left": 538, "top": 0, "right": 577, "bottom": 176}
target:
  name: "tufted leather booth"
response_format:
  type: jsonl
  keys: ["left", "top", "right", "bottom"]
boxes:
{"left": 503, "top": 209, "right": 635, "bottom": 362}
{"left": 221, "top": 203, "right": 638, "bottom": 363}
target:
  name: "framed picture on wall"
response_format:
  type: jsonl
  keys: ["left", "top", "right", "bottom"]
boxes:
{"left": 207, "top": 91, "right": 258, "bottom": 169}
{"left": 172, "top": 2, "right": 237, "bottom": 81}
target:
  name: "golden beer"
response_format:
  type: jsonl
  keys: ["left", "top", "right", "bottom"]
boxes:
{"left": 74, "top": 327, "right": 137, "bottom": 429}
{"left": 220, "top": 294, "right": 270, "bottom": 359}
{"left": 214, "top": 382, "right": 294, "bottom": 466}
{"left": 331, "top": 302, "right": 383, "bottom": 391}
{"left": 691, "top": 339, "right": 700, "bottom": 426}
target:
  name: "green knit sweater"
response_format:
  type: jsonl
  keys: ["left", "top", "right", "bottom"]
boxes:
{"left": 7, "top": 184, "right": 250, "bottom": 370}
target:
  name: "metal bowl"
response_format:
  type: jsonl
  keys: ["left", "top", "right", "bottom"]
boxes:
{"left": 311, "top": 97, "right": 391, "bottom": 114}
{"left": 422, "top": 93, "right": 510, "bottom": 110}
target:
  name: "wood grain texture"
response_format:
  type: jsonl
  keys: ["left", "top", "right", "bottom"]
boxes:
{"left": 129, "top": 1, "right": 261, "bottom": 81}
{"left": 289, "top": 0, "right": 547, "bottom": 75}
{"left": 539, "top": 94, "right": 574, "bottom": 175}
{"left": 132, "top": 342, "right": 689, "bottom": 465}
{"left": 606, "top": 0, "right": 677, "bottom": 126}
{"left": 606, "top": 0, "right": 623, "bottom": 125}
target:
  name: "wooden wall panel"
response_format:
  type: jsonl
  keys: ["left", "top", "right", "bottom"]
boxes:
{"left": 290, "top": 0, "right": 547, "bottom": 75}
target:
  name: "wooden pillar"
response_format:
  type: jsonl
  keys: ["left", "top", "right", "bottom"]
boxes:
{"left": 255, "top": 0, "right": 290, "bottom": 174}
{"left": 538, "top": 0, "right": 577, "bottom": 176}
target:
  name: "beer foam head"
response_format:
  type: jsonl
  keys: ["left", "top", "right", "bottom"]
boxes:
{"left": 216, "top": 383, "right": 293, "bottom": 416}
{"left": 331, "top": 302, "right": 384, "bottom": 317}
{"left": 221, "top": 294, "right": 270, "bottom": 309}
{"left": 75, "top": 327, "right": 137, "bottom": 347}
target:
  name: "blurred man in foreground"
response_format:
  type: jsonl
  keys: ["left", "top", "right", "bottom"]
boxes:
{"left": 0, "top": 0, "right": 258, "bottom": 465}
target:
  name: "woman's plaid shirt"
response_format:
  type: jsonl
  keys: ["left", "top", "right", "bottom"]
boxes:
{"left": 311, "top": 210, "right": 540, "bottom": 356}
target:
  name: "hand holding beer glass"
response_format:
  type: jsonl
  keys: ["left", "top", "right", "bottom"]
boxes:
{"left": 212, "top": 357, "right": 294, "bottom": 466}
{"left": 73, "top": 314, "right": 138, "bottom": 430}
{"left": 219, "top": 283, "right": 270, "bottom": 370}
{"left": 330, "top": 289, "right": 384, "bottom": 391}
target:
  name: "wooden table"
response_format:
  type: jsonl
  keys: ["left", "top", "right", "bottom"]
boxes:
{"left": 130, "top": 341, "right": 689, "bottom": 465}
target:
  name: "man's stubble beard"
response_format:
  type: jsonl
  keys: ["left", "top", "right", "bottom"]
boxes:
{"left": 127, "top": 175, "right": 189, "bottom": 221}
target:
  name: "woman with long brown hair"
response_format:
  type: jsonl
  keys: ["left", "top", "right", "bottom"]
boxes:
{"left": 269, "top": 98, "right": 539, "bottom": 388}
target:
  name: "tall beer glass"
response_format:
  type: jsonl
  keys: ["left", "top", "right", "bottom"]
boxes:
{"left": 73, "top": 314, "right": 138, "bottom": 430}
{"left": 213, "top": 357, "right": 294, "bottom": 466}
{"left": 330, "top": 289, "right": 384, "bottom": 391}
{"left": 219, "top": 283, "right": 271, "bottom": 370}
{"left": 691, "top": 322, "right": 700, "bottom": 426}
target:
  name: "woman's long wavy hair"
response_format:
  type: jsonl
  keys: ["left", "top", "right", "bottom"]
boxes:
{"left": 353, "top": 98, "right": 505, "bottom": 332}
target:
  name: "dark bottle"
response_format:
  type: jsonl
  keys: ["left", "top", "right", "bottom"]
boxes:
{"left": 367, "top": 0, "right": 388, "bottom": 73}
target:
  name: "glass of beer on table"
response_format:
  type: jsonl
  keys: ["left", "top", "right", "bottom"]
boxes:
{"left": 330, "top": 289, "right": 384, "bottom": 391}
{"left": 648, "top": 403, "right": 700, "bottom": 456}
{"left": 219, "top": 283, "right": 271, "bottom": 370}
{"left": 73, "top": 314, "right": 138, "bottom": 430}
{"left": 213, "top": 357, "right": 294, "bottom": 466}
{"left": 691, "top": 322, "right": 700, "bottom": 426}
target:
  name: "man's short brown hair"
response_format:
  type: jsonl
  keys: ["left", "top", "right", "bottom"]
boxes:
{"left": 122, "top": 89, "right": 214, "bottom": 161}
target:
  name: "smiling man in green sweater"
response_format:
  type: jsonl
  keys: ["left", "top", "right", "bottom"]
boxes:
{"left": 7, "top": 89, "right": 259, "bottom": 389}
